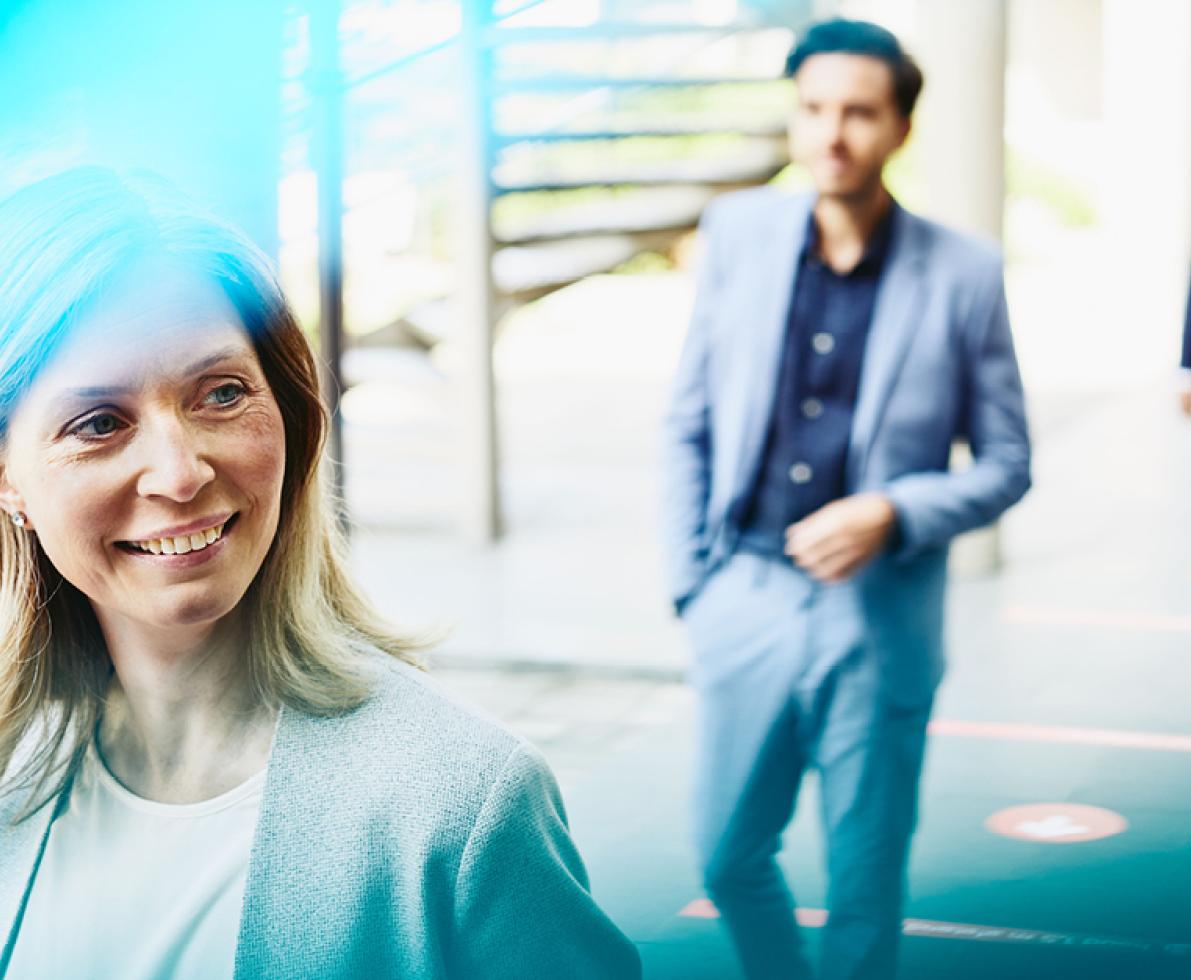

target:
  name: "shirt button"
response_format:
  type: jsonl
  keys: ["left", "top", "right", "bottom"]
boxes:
{"left": 812, "top": 332, "right": 835, "bottom": 355}
{"left": 801, "top": 398, "right": 824, "bottom": 419}
{"left": 789, "top": 462, "right": 813, "bottom": 484}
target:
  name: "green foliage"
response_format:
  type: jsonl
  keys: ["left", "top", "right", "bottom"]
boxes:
{"left": 609, "top": 80, "right": 793, "bottom": 118}
{"left": 493, "top": 184, "right": 665, "bottom": 225}
{"left": 1005, "top": 147, "right": 1096, "bottom": 227}
{"left": 611, "top": 250, "right": 674, "bottom": 274}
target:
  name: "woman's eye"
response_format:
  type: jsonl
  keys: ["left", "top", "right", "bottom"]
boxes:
{"left": 75, "top": 413, "right": 123, "bottom": 438}
{"left": 206, "top": 383, "right": 246, "bottom": 406}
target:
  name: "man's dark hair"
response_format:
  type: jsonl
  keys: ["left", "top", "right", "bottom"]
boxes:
{"left": 783, "top": 18, "right": 924, "bottom": 118}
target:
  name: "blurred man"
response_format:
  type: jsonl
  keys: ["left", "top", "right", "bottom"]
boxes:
{"left": 662, "top": 19, "right": 1031, "bottom": 980}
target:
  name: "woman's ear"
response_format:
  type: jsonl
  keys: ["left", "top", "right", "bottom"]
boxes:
{"left": 0, "top": 471, "right": 32, "bottom": 530}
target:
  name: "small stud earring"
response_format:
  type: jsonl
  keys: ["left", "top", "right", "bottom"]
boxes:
{"left": 11, "top": 511, "right": 26, "bottom": 528}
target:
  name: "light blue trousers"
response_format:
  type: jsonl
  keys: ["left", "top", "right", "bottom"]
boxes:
{"left": 684, "top": 553, "right": 932, "bottom": 980}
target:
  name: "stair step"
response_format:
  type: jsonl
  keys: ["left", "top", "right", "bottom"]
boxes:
{"left": 489, "top": 24, "right": 785, "bottom": 43}
{"left": 493, "top": 144, "right": 787, "bottom": 194}
{"left": 495, "top": 120, "right": 787, "bottom": 143}
{"left": 493, "top": 230, "right": 685, "bottom": 297}
{"left": 493, "top": 74, "right": 782, "bottom": 90}
{"left": 493, "top": 184, "right": 713, "bottom": 244}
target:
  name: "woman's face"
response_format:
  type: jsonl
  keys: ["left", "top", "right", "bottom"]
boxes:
{"left": 0, "top": 260, "right": 287, "bottom": 642}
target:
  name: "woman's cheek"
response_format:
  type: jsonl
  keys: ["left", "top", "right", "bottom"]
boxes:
{"left": 229, "top": 402, "right": 287, "bottom": 497}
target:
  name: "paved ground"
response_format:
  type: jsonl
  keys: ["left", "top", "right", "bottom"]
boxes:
{"left": 342, "top": 247, "right": 1191, "bottom": 977}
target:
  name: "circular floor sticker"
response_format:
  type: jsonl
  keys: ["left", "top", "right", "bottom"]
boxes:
{"left": 985, "top": 803, "right": 1128, "bottom": 843}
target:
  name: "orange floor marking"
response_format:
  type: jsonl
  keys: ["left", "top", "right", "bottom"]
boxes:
{"left": 1003, "top": 605, "right": 1191, "bottom": 633}
{"left": 678, "top": 900, "right": 1190, "bottom": 958}
{"left": 984, "top": 802, "right": 1127, "bottom": 843}
{"left": 928, "top": 718, "right": 1191, "bottom": 753}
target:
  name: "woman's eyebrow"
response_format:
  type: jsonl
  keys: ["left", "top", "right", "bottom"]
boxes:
{"left": 45, "top": 346, "right": 256, "bottom": 418}
{"left": 177, "top": 346, "right": 256, "bottom": 378}
{"left": 43, "top": 387, "right": 134, "bottom": 425}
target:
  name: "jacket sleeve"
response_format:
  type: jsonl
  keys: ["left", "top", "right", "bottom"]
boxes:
{"left": 661, "top": 202, "right": 729, "bottom": 610}
{"left": 882, "top": 262, "right": 1032, "bottom": 558}
{"left": 448, "top": 744, "right": 641, "bottom": 980}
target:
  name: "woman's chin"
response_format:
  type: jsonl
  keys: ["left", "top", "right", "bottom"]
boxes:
{"left": 103, "top": 591, "right": 245, "bottom": 637}
{"left": 167, "top": 592, "right": 245, "bottom": 628}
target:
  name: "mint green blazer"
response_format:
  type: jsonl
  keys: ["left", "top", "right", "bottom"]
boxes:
{"left": 0, "top": 653, "right": 641, "bottom": 979}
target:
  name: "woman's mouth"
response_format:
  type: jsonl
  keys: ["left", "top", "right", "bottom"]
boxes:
{"left": 116, "top": 514, "right": 239, "bottom": 556}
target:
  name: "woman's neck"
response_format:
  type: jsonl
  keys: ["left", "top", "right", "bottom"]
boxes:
{"left": 95, "top": 611, "right": 277, "bottom": 804}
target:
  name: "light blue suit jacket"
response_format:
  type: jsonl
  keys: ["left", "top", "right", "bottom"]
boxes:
{"left": 662, "top": 188, "right": 1031, "bottom": 705}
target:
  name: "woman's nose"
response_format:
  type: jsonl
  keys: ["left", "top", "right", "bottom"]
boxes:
{"left": 134, "top": 416, "right": 216, "bottom": 503}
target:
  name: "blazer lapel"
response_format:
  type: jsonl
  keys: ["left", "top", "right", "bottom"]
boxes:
{"left": 730, "top": 194, "right": 813, "bottom": 495}
{"left": 234, "top": 704, "right": 346, "bottom": 979}
{"left": 0, "top": 784, "right": 69, "bottom": 975}
{"left": 846, "top": 209, "right": 928, "bottom": 487}
{"left": 234, "top": 705, "right": 293, "bottom": 980}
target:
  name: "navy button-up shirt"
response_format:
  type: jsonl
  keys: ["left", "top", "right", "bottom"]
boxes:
{"left": 738, "top": 204, "right": 898, "bottom": 551}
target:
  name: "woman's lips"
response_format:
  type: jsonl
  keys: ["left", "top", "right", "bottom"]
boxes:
{"left": 116, "top": 513, "right": 239, "bottom": 565}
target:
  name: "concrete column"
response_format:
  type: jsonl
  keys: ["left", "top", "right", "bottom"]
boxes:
{"left": 1101, "top": 0, "right": 1191, "bottom": 366}
{"left": 914, "top": 0, "right": 1007, "bottom": 240}
{"left": 311, "top": 0, "right": 347, "bottom": 523}
{"left": 913, "top": 0, "right": 1008, "bottom": 575}
{"left": 456, "top": 2, "right": 502, "bottom": 543}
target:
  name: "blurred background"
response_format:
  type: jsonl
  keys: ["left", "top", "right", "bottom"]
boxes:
{"left": 2, "top": 1, "right": 1190, "bottom": 976}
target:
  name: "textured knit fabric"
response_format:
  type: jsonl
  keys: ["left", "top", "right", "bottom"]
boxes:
{"left": 0, "top": 653, "right": 642, "bottom": 980}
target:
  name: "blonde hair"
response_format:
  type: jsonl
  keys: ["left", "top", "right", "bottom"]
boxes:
{"left": 0, "top": 168, "right": 420, "bottom": 816}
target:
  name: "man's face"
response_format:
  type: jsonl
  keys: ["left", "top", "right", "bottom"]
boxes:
{"left": 789, "top": 52, "right": 910, "bottom": 199}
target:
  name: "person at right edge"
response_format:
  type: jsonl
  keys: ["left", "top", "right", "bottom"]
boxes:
{"left": 1178, "top": 265, "right": 1191, "bottom": 414}
{"left": 662, "top": 19, "right": 1032, "bottom": 980}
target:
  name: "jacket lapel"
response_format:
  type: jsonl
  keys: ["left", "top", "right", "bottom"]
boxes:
{"left": 730, "top": 194, "right": 812, "bottom": 496}
{"left": 233, "top": 705, "right": 292, "bottom": 980}
{"left": 0, "top": 784, "right": 69, "bottom": 976}
{"left": 846, "top": 209, "right": 929, "bottom": 487}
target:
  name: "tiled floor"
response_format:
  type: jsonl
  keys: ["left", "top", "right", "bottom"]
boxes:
{"left": 434, "top": 631, "right": 1191, "bottom": 978}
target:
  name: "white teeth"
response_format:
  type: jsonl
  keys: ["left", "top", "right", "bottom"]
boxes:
{"left": 129, "top": 520, "right": 228, "bottom": 555}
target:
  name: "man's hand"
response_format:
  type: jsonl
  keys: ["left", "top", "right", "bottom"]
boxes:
{"left": 1180, "top": 389, "right": 1191, "bottom": 416}
{"left": 785, "top": 493, "right": 897, "bottom": 584}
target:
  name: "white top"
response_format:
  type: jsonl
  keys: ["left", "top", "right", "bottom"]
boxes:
{"left": 8, "top": 742, "right": 264, "bottom": 980}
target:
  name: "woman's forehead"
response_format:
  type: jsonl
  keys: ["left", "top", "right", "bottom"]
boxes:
{"left": 39, "top": 265, "right": 254, "bottom": 389}
{"left": 81, "top": 261, "right": 242, "bottom": 343}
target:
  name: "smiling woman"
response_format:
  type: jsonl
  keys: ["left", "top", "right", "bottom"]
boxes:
{"left": 6, "top": 263, "right": 291, "bottom": 647}
{"left": 0, "top": 168, "right": 639, "bottom": 980}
